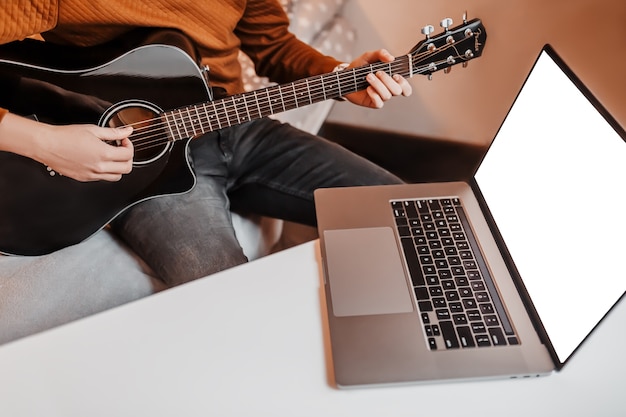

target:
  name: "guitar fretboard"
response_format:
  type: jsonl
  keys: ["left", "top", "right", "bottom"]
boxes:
{"left": 162, "top": 57, "right": 412, "bottom": 142}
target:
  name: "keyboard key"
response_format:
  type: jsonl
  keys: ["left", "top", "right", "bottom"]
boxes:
{"left": 467, "top": 310, "right": 482, "bottom": 322}
{"left": 433, "top": 298, "right": 447, "bottom": 308}
{"left": 418, "top": 301, "right": 433, "bottom": 312}
{"left": 404, "top": 201, "right": 418, "bottom": 218}
{"left": 484, "top": 315, "right": 500, "bottom": 327}
{"left": 445, "top": 290, "right": 460, "bottom": 302}
{"left": 428, "top": 338, "right": 438, "bottom": 350}
{"left": 440, "top": 321, "right": 460, "bottom": 349}
{"left": 426, "top": 275, "right": 439, "bottom": 285}
{"left": 429, "top": 286, "right": 443, "bottom": 297}
{"left": 457, "top": 326, "right": 476, "bottom": 348}
{"left": 453, "top": 314, "right": 468, "bottom": 325}
{"left": 449, "top": 302, "right": 463, "bottom": 313}
{"left": 436, "top": 309, "right": 451, "bottom": 320}
{"left": 475, "top": 292, "right": 490, "bottom": 302}
{"left": 480, "top": 304, "right": 494, "bottom": 314}
{"left": 442, "top": 280, "right": 456, "bottom": 290}
{"left": 415, "top": 286, "right": 429, "bottom": 300}
{"left": 400, "top": 238, "right": 425, "bottom": 286}
{"left": 471, "top": 322, "right": 487, "bottom": 333}
{"left": 476, "top": 335, "right": 492, "bottom": 347}
{"left": 507, "top": 336, "right": 520, "bottom": 345}
{"left": 489, "top": 328, "right": 507, "bottom": 346}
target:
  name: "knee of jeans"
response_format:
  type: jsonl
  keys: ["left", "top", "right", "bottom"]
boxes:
{"left": 157, "top": 244, "right": 249, "bottom": 287}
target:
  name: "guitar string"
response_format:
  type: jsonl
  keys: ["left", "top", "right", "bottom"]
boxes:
{"left": 129, "top": 52, "right": 462, "bottom": 154}
{"left": 130, "top": 57, "right": 457, "bottom": 155}
{"left": 127, "top": 45, "right": 468, "bottom": 153}
{"left": 124, "top": 45, "right": 439, "bottom": 142}
{"left": 126, "top": 59, "right": 410, "bottom": 152}
{"left": 124, "top": 43, "right": 458, "bottom": 148}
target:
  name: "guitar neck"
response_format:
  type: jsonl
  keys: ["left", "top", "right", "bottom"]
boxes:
{"left": 162, "top": 56, "right": 411, "bottom": 141}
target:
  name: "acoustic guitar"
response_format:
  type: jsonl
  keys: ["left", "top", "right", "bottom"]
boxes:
{"left": 0, "top": 18, "right": 486, "bottom": 255}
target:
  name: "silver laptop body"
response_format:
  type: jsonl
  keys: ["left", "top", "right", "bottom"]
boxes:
{"left": 314, "top": 45, "right": 626, "bottom": 388}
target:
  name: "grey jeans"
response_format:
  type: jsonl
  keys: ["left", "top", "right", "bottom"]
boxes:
{"left": 111, "top": 118, "right": 402, "bottom": 286}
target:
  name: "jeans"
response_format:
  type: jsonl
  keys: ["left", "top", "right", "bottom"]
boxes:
{"left": 111, "top": 118, "right": 403, "bottom": 286}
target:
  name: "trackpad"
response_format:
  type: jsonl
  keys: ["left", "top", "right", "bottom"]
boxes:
{"left": 323, "top": 227, "right": 414, "bottom": 317}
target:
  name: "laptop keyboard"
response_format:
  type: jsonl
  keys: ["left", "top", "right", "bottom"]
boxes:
{"left": 391, "top": 197, "right": 519, "bottom": 350}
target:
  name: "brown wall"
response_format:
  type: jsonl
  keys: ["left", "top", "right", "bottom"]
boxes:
{"left": 327, "top": 0, "right": 626, "bottom": 146}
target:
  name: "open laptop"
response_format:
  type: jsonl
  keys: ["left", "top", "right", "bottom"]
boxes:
{"left": 314, "top": 44, "right": 626, "bottom": 388}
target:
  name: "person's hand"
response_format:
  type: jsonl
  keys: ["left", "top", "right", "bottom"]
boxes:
{"left": 39, "top": 124, "right": 134, "bottom": 182}
{"left": 343, "top": 49, "right": 413, "bottom": 109}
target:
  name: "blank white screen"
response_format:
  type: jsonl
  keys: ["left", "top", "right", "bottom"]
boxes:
{"left": 475, "top": 50, "right": 626, "bottom": 363}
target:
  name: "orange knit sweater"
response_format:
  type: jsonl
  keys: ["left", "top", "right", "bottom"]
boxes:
{"left": 0, "top": 0, "right": 340, "bottom": 121}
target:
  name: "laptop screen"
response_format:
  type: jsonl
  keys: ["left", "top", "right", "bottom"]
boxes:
{"left": 474, "top": 46, "right": 626, "bottom": 364}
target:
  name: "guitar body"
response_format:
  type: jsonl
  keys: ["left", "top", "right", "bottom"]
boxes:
{"left": 0, "top": 38, "right": 210, "bottom": 255}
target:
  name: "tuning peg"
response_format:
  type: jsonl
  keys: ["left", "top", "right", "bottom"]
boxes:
{"left": 444, "top": 67, "right": 452, "bottom": 74}
{"left": 440, "top": 18, "right": 453, "bottom": 32}
{"left": 421, "top": 25, "right": 435, "bottom": 39}
{"left": 463, "top": 11, "right": 468, "bottom": 24}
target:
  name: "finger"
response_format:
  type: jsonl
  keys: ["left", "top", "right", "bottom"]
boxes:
{"left": 96, "top": 125, "right": 133, "bottom": 140}
{"left": 377, "top": 49, "right": 395, "bottom": 63}
{"left": 393, "top": 74, "right": 413, "bottom": 97}
{"left": 365, "top": 86, "right": 384, "bottom": 109}
{"left": 101, "top": 136, "right": 134, "bottom": 163}
{"left": 366, "top": 72, "right": 395, "bottom": 101}
{"left": 96, "top": 173, "right": 124, "bottom": 182}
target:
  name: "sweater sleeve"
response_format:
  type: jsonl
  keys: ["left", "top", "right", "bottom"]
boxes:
{"left": 234, "top": 0, "right": 340, "bottom": 84}
{"left": 0, "top": 108, "right": 8, "bottom": 123}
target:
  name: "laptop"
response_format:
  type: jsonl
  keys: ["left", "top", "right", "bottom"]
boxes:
{"left": 314, "top": 44, "right": 626, "bottom": 388}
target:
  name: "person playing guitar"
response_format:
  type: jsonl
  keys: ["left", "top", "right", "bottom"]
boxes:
{"left": 0, "top": 1, "right": 482, "bottom": 285}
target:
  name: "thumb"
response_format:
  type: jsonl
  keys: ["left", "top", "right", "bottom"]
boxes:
{"left": 96, "top": 125, "right": 133, "bottom": 141}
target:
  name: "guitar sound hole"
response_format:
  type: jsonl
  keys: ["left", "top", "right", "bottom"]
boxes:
{"left": 100, "top": 100, "right": 172, "bottom": 166}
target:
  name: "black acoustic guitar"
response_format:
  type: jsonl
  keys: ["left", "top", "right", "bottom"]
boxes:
{"left": 0, "top": 18, "right": 486, "bottom": 256}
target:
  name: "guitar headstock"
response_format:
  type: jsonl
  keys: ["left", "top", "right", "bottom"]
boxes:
{"left": 409, "top": 14, "right": 487, "bottom": 78}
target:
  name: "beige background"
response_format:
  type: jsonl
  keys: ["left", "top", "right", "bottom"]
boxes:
{"left": 327, "top": 0, "right": 626, "bottom": 146}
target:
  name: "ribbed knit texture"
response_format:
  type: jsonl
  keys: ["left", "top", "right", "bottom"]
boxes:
{"left": 0, "top": 0, "right": 339, "bottom": 94}
{"left": 0, "top": 0, "right": 58, "bottom": 43}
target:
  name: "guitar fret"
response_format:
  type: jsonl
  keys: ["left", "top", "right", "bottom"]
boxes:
{"left": 279, "top": 85, "right": 286, "bottom": 112}
{"left": 164, "top": 112, "right": 177, "bottom": 141}
{"left": 194, "top": 106, "right": 203, "bottom": 135}
{"left": 202, "top": 103, "right": 214, "bottom": 133}
{"left": 291, "top": 83, "right": 298, "bottom": 109}
{"left": 242, "top": 94, "right": 251, "bottom": 121}
{"left": 171, "top": 111, "right": 184, "bottom": 140}
{"left": 231, "top": 97, "right": 240, "bottom": 125}
{"left": 186, "top": 107, "right": 197, "bottom": 136}
{"left": 336, "top": 72, "right": 342, "bottom": 97}
{"left": 211, "top": 101, "right": 222, "bottom": 129}
{"left": 177, "top": 109, "right": 190, "bottom": 138}
{"left": 265, "top": 88, "right": 273, "bottom": 115}
{"left": 305, "top": 79, "right": 313, "bottom": 105}
{"left": 221, "top": 100, "right": 230, "bottom": 127}
{"left": 253, "top": 90, "right": 262, "bottom": 119}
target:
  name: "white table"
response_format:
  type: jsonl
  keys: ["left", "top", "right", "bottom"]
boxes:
{"left": 0, "top": 241, "right": 624, "bottom": 416}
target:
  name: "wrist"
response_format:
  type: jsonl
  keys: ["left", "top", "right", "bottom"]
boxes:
{"left": 0, "top": 112, "right": 50, "bottom": 162}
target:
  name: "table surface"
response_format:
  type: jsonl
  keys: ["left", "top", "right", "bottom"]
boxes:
{"left": 0, "top": 241, "right": 624, "bottom": 417}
